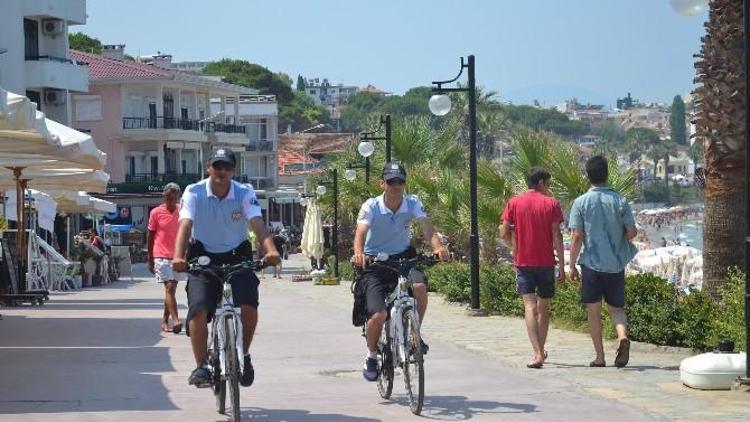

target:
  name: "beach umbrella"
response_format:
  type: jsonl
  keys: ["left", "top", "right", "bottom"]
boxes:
{"left": 0, "top": 87, "right": 108, "bottom": 280}
{"left": 301, "top": 199, "right": 325, "bottom": 269}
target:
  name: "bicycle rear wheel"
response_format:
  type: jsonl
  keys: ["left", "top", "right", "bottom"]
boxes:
{"left": 402, "top": 308, "right": 424, "bottom": 415}
{"left": 211, "top": 323, "right": 227, "bottom": 414}
{"left": 225, "top": 315, "right": 241, "bottom": 422}
{"left": 377, "top": 320, "right": 394, "bottom": 399}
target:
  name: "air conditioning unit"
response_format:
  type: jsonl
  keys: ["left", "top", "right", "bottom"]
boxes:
{"left": 42, "top": 19, "right": 65, "bottom": 35}
{"left": 44, "top": 89, "right": 66, "bottom": 105}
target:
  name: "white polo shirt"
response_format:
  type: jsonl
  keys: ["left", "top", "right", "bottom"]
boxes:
{"left": 356, "top": 194, "right": 427, "bottom": 255}
{"left": 179, "top": 179, "right": 262, "bottom": 253}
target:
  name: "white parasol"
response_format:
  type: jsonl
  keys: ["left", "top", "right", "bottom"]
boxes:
{"left": 300, "top": 199, "right": 325, "bottom": 269}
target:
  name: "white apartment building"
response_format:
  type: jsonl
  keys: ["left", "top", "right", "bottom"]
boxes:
{"left": 0, "top": 0, "right": 89, "bottom": 126}
{"left": 210, "top": 95, "right": 279, "bottom": 190}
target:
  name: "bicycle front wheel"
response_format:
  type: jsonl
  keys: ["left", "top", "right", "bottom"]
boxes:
{"left": 211, "top": 323, "right": 226, "bottom": 414}
{"left": 402, "top": 308, "right": 424, "bottom": 415}
{"left": 225, "top": 315, "right": 241, "bottom": 421}
{"left": 377, "top": 320, "right": 394, "bottom": 399}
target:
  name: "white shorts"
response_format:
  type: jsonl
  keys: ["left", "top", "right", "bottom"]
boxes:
{"left": 154, "top": 258, "right": 187, "bottom": 283}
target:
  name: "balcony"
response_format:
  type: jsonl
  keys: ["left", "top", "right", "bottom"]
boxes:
{"left": 122, "top": 117, "right": 245, "bottom": 134}
{"left": 24, "top": 56, "right": 88, "bottom": 92}
{"left": 23, "top": 0, "right": 87, "bottom": 24}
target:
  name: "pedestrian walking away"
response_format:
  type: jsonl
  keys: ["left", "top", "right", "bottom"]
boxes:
{"left": 172, "top": 148, "right": 281, "bottom": 388}
{"left": 351, "top": 161, "right": 450, "bottom": 382}
{"left": 148, "top": 182, "right": 186, "bottom": 334}
{"left": 499, "top": 166, "right": 565, "bottom": 369}
{"left": 568, "top": 155, "right": 638, "bottom": 368}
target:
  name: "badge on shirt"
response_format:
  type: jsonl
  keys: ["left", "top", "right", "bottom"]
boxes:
{"left": 232, "top": 209, "right": 242, "bottom": 221}
{"left": 358, "top": 208, "right": 367, "bottom": 220}
{"left": 249, "top": 197, "right": 259, "bottom": 206}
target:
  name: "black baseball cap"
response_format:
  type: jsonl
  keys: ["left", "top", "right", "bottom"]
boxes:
{"left": 382, "top": 161, "right": 406, "bottom": 181}
{"left": 208, "top": 148, "right": 236, "bottom": 167}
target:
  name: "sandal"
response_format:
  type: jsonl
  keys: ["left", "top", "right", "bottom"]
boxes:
{"left": 589, "top": 360, "right": 606, "bottom": 367}
{"left": 526, "top": 361, "right": 543, "bottom": 369}
{"left": 161, "top": 321, "right": 171, "bottom": 333}
{"left": 615, "top": 338, "right": 630, "bottom": 368}
{"left": 172, "top": 323, "right": 183, "bottom": 334}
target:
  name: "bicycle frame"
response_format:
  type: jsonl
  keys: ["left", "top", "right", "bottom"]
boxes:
{"left": 210, "top": 278, "right": 244, "bottom": 377}
{"left": 385, "top": 271, "right": 420, "bottom": 367}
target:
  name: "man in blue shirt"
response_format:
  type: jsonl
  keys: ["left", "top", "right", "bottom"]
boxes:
{"left": 172, "top": 148, "right": 280, "bottom": 388}
{"left": 568, "top": 155, "right": 637, "bottom": 368}
{"left": 352, "top": 162, "right": 449, "bottom": 381}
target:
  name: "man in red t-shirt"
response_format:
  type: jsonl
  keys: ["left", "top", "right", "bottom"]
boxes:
{"left": 148, "top": 183, "right": 186, "bottom": 334}
{"left": 499, "top": 167, "right": 565, "bottom": 369}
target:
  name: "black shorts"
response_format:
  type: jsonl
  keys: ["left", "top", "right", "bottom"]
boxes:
{"left": 185, "top": 267, "right": 260, "bottom": 336}
{"left": 516, "top": 267, "right": 555, "bottom": 299}
{"left": 360, "top": 266, "right": 427, "bottom": 317}
{"left": 580, "top": 265, "right": 625, "bottom": 308}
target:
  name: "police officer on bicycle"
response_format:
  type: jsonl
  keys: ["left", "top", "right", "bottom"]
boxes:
{"left": 351, "top": 162, "right": 449, "bottom": 381}
{"left": 172, "top": 148, "right": 280, "bottom": 388}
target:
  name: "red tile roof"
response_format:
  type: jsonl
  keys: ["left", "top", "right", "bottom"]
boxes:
{"left": 70, "top": 50, "right": 172, "bottom": 80}
{"left": 277, "top": 149, "right": 321, "bottom": 176}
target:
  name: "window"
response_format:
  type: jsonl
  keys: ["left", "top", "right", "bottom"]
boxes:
{"left": 129, "top": 157, "right": 136, "bottom": 175}
{"left": 74, "top": 95, "right": 103, "bottom": 121}
{"left": 24, "top": 19, "right": 39, "bottom": 59}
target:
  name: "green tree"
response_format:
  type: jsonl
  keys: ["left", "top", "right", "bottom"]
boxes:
{"left": 625, "top": 127, "right": 660, "bottom": 165}
{"left": 203, "top": 59, "right": 294, "bottom": 103}
{"left": 68, "top": 32, "right": 102, "bottom": 54}
{"left": 670, "top": 95, "right": 687, "bottom": 145}
{"left": 296, "top": 75, "right": 305, "bottom": 91}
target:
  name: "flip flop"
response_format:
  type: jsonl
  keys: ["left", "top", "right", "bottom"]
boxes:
{"left": 615, "top": 338, "right": 630, "bottom": 368}
{"left": 589, "top": 360, "right": 606, "bottom": 367}
{"left": 172, "top": 323, "right": 183, "bottom": 334}
{"left": 161, "top": 322, "right": 171, "bottom": 333}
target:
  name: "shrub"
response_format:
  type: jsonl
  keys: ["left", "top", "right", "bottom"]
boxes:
{"left": 326, "top": 255, "right": 354, "bottom": 281}
{"left": 426, "top": 261, "right": 746, "bottom": 351}
{"left": 710, "top": 268, "right": 746, "bottom": 351}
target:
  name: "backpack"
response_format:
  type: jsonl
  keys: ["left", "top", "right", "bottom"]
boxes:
{"left": 351, "top": 274, "right": 368, "bottom": 327}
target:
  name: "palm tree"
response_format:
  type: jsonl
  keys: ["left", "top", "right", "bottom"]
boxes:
{"left": 693, "top": 0, "right": 745, "bottom": 297}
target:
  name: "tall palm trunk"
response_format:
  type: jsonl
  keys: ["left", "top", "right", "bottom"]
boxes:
{"left": 694, "top": 0, "right": 746, "bottom": 298}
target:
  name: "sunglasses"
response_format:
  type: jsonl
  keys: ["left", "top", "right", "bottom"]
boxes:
{"left": 211, "top": 162, "right": 235, "bottom": 171}
{"left": 386, "top": 178, "right": 405, "bottom": 186}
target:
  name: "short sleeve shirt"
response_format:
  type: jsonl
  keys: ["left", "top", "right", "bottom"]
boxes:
{"left": 356, "top": 194, "right": 427, "bottom": 255}
{"left": 501, "top": 190, "right": 564, "bottom": 267}
{"left": 179, "top": 179, "right": 262, "bottom": 253}
{"left": 148, "top": 204, "right": 180, "bottom": 259}
{"left": 568, "top": 186, "right": 637, "bottom": 273}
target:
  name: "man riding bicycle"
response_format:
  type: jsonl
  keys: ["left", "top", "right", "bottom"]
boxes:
{"left": 172, "top": 148, "right": 280, "bottom": 388}
{"left": 351, "top": 162, "right": 450, "bottom": 381}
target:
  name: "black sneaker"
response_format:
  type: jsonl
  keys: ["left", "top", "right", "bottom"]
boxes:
{"left": 188, "top": 365, "right": 211, "bottom": 388}
{"left": 420, "top": 339, "right": 429, "bottom": 355}
{"left": 362, "top": 357, "right": 378, "bottom": 381}
{"left": 240, "top": 355, "right": 254, "bottom": 387}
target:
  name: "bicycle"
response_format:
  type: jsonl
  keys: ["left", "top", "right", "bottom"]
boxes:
{"left": 366, "top": 254, "right": 439, "bottom": 415}
{"left": 189, "top": 256, "right": 267, "bottom": 422}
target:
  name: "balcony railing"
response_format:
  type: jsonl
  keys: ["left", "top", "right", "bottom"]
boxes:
{"left": 25, "top": 55, "right": 88, "bottom": 66}
{"left": 122, "top": 117, "right": 245, "bottom": 134}
{"left": 125, "top": 172, "right": 201, "bottom": 184}
{"left": 245, "top": 140, "right": 274, "bottom": 152}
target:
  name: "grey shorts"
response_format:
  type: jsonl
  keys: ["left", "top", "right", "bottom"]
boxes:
{"left": 516, "top": 267, "right": 555, "bottom": 299}
{"left": 580, "top": 265, "right": 625, "bottom": 307}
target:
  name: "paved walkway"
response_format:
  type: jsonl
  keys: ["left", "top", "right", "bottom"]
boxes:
{"left": 0, "top": 254, "right": 744, "bottom": 421}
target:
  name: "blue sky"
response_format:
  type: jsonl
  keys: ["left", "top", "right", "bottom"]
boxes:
{"left": 82, "top": 0, "right": 707, "bottom": 107}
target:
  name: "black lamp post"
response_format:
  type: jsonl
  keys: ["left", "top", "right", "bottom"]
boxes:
{"left": 358, "top": 114, "right": 393, "bottom": 163}
{"left": 317, "top": 168, "right": 339, "bottom": 278}
{"left": 743, "top": 0, "right": 750, "bottom": 383}
{"left": 429, "top": 55, "right": 480, "bottom": 312}
{"left": 345, "top": 159, "right": 370, "bottom": 184}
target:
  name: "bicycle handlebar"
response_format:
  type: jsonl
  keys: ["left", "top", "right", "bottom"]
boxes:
{"left": 367, "top": 255, "right": 441, "bottom": 275}
{"left": 188, "top": 257, "right": 269, "bottom": 273}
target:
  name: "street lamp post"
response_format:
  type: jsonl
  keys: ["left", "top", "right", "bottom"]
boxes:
{"left": 317, "top": 168, "right": 339, "bottom": 278}
{"left": 429, "top": 55, "right": 481, "bottom": 312}
{"left": 345, "top": 159, "right": 370, "bottom": 184}
{"left": 358, "top": 114, "right": 392, "bottom": 163}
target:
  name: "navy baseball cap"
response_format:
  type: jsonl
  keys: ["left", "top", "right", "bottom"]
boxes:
{"left": 382, "top": 161, "right": 406, "bottom": 181}
{"left": 208, "top": 148, "right": 236, "bottom": 167}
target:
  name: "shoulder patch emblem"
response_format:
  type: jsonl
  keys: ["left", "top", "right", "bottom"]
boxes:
{"left": 358, "top": 208, "right": 367, "bottom": 220}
